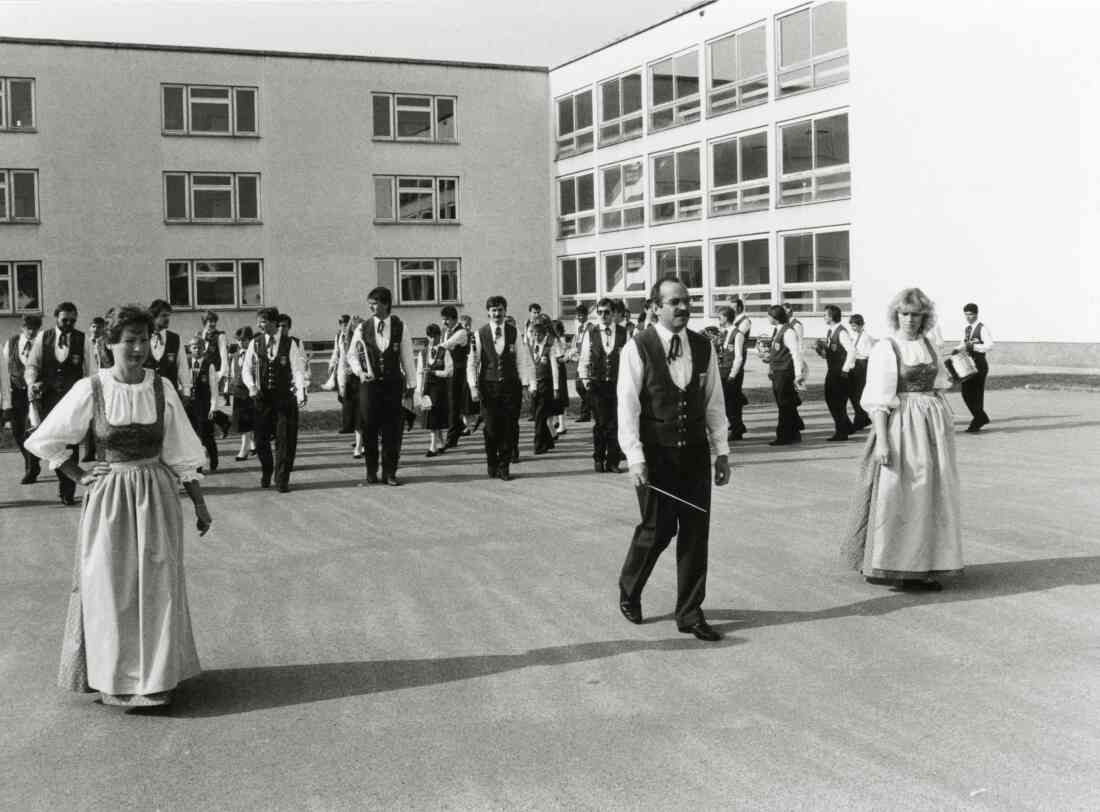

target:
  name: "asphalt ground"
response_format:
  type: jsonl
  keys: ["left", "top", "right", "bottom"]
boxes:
{"left": 1, "top": 387, "right": 1098, "bottom": 810}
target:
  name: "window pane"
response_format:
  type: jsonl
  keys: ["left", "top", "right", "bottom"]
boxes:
{"left": 674, "top": 51, "right": 699, "bottom": 99}
{"left": 10, "top": 80, "right": 34, "bottom": 128}
{"left": 398, "top": 178, "right": 435, "bottom": 220}
{"left": 397, "top": 109, "right": 432, "bottom": 138}
{"left": 559, "top": 178, "right": 576, "bottom": 216}
{"left": 651, "top": 59, "right": 674, "bottom": 105}
{"left": 656, "top": 248, "right": 677, "bottom": 278}
{"left": 677, "top": 150, "right": 700, "bottom": 194}
{"left": 624, "top": 252, "right": 646, "bottom": 290}
{"left": 622, "top": 161, "right": 643, "bottom": 203}
{"left": 0, "top": 267, "right": 11, "bottom": 311}
{"left": 739, "top": 26, "right": 766, "bottom": 76}
{"left": 815, "top": 114, "right": 849, "bottom": 167}
{"left": 679, "top": 246, "right": 703, "bottom": 288}
{"left": 653, "top": 154, "right": 675, "bottom": 198}
{"left": 239, "top": 261, "right": 263, "bottom": 306}
{"left": 436, "top": 98, "right": 456, "bottom": 141}
{"left": 561, "top": 259, "right": 578, "bottom": 296}
{"left": 237, "top": 176, "right": 259, "bottom": 219}
{"left": 575, "top": 91, "right": 593, "bottom": 129}
{"left": 401, "top": 273, "right": 435, "bottom": 303}
{"left": 713, "top": 242, "right": 739, "bottom": 288}
{"left": 603, "top": 166, "right": 622, "bottom": 208}
{"left": 740, "top": 131, "right": 768, "bottom": 180}
{"left": 0, "top": 176, "right": 6, "bottom": 218}
{"left": 622, "top": 73, "right": 642, "bottom": 114}
{"left": 710, "top": 36, "right": 737, "bottom": 89}
{"left": 779, "top": 9, "right": 812, "bottom": 68}
{"left": 440, "top": 260, "right": 459, "bottom": 301}
{"left": 579, "top": 257, "right": 597, "bottom": 294}
{"left": 742, "top": 239, "right": 769, "bottom": 285}
{"left": 163, "top": 86, "right": 185, "bottom": 130}
{"left": 712, "top": 140, "right": 739, "bottom": 188}
{"left": 372, "top": 94, "right": 392, "bottom": 137}
{"left": 195, "top": 274, "right": 235, "bottom": 306}
{"left": 193, "top": 189, "right": 233, "bottom": 219}
{"left": 782, "top": 121, "right": 814, "bottom": 174}
{"left": 605, "top": 254, "right": 624, "bottom": 292}
{"left": 814, "top": 1, "right": 848, "bottom": 54}
{"left": 577, "top": 173, "right": 595, "bottom": 212}
{"left": 397, "top": 95, "right": 431, "bottom": 108}
{"left": 12, "top": 172, "right": 36, "bottom": 218}
{"left": 557, "top": 97, "right": 574, "bottom": 136}
{"left": 815, "top": 231, "right": 850, "bottom": 281}
{"left": 15, "top": 263, "right": 39, "bottom": 310}
{"left": 783, "top": 234, "right": 815, "bottom": 283}
{"left": 375, "top": 177, "right": 394, "bottom": 220}
{"left": 165, "top": 175, "right": 187, "bottom": 219}
{"left": 601, "top": 79, "right": 620, "bottom": 122}
{"left": 197, "top": 261, "right": 234, "bottom": 275}
{"left": 191, "top": 95, "right": 230, "bottom": 132}
{"left": 437, "top": 178, "right": 457, "bottom": 220}
{"left": 235, "top": 88, "right": 257, "bottom": 133}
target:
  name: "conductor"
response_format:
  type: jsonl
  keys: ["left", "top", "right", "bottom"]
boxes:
{"left": 617, "top": 276, "right": 731, "bottom": 641}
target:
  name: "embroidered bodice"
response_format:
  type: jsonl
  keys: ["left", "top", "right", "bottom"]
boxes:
{"left": 91, "top": 374, "right": 165, "bottom": 461}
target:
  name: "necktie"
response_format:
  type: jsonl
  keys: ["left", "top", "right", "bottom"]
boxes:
{"left": 495, "top": 326, "right": 502, "bottom": 340}
{"left": 667, "top": 334, "right": 682, "bottom": 362}
{"left": 21, "top": 340, "right": 31, "bottom": 358}
{"left": 378, "top": 320, "right": 385, "bottom": 338}
{"left": 152, "top": 332, "right": 162, "bottom": 350}
{"left": 58, "top": 332, "right": 69, "bottom": 349}
{"left": 965, "top": 325, "right": 973, "bottom": 341}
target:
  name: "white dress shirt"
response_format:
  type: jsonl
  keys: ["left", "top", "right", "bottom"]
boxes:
{"left": 852, "top": 330, "right": 874, "bottom": 360}
{"left": 957, "top": 321, "right": 994, "bottom": 354}
{"left": 346, "top": 315, "right": 416, "bottom": 385}
{"left": 616, "top": 323, "right": 730, "bottom": 467}
{"left": 148, "top": 328, "right": 192, "bottom": 393}
{"left": 440, "top": 326, "right": 469, "bottom": 352}
{"left": 466, "top": 322, "right": 536, "bottom": 394}
{"left": 241, "top": 328, "right": 307, "bottom": 400}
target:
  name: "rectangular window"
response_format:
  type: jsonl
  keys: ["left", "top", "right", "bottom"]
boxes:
{"left": 1, "top": 78, "right": 36, "bottom": 130}
{"left": 710, "top": 235, "right": 771, "bottom": 316}
{"left": 780, "top": 227, "right": 850, "bottom": 313}
{"left": 709, "top": 130, "right": 769, "bottom": 216}
{"left": 779, "top": 110, "right": 850, "bottom": 205}
{"left": 375, "top": 258, "right": 461, "bottom": 305}
{"left": 652, "top": 243, "right": 705, "bottom": 315}
{"left": 603, "top": 249, "right": 647, "bottom": 296}
{"left": 558, "top": 255, "right": 598, "bottom": 314}
{"left": 165, "top": 259, "right": 264, "bottom": 310}
{"left": 0, "top": 261, "right": 42, "bottom": 313}
{"left": 557, "top": 172, "right": 596, "bottom": 239}
{"left": 649, "top": 49, "right": 700, "bottom": 132}
{"left": 163, "top": 172, "right": 261, "bottom": 223}
{"left": 556, "top": 88, "right": 594, "bottom": 158}
{"left": 162, "top": 84, "right": 259, "bottom": 136}
{"left": 0, "top": 170, "right": 39, "bottom": 221}
{"left": 777, "top": 2, "right": 849, "bottom": 97}
{"left": 371, "top": 93, "right": 458, "bottom": 143}
{"left": 650, "top": 146, "right": 701, "bottom": 224}
{"left": 374, "top": 175, "right": 459, "bottom": 224}
{"left": 708, "top": 24, "right": 768, "bottom": 117}
{"left": 598, "top": 70, "right": 643, "bottom": 146}
{"left": 600, "top": 159, "right": 644, "bottom": 232}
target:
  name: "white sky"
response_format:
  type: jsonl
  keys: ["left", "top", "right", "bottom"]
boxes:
{"left": 1, "top": 0, "right": 700, "bottom": 67}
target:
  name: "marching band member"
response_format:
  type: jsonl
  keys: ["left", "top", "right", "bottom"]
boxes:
{"left": 228, "top": 327, "right": 257, "bottom": 460}
{"left": 439, "top": 306, "right": 470, "bottom": 449}
{"left": 956, "top": 303, "right": 993, "bottom": 432}
{"left": 528, "top": 315, "right": 563, "bottom": 455}
{"left": 570, "top": 304, "right": 593, "bottom": 423}
{"left": 145, "top": 300, "right": 192, "bottom": 399}
{"left": 716, "top": 300, "right": 751, "bottom": 441}
{"left": 186, "top": 334, "right": 221, "bottom": 472}
{"left": 765, "top": 305, "right": 805, "bottom": 446}
{"left": 819, "top": 305, "right": 856, "bottom": 441}
{"left": 416, "top": 323, "right": 453, "bottom": 458}
{"left": 578, "top": 298, "right": 627, "bottom": 473}
{"left": 1, "top": 313, "right": 43, "bottom": 484}
{"left": 848, "top": 314, "right": 873, "bottom": 430}
{"left": 550, "top": 319, "right": 570, "bottom": 437}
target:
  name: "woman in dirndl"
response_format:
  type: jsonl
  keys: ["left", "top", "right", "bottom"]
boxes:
{"left": 841, "top": 288, "right": 963, "bottom": 591}
{"left": 26, "top": 305, "right": 211, "bottom": 707}
{"left": 417, "top": 323, "right": 453, "bottom": 457}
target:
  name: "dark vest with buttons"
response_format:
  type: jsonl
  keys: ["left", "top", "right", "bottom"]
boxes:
{"left": 477, "top": 323, "right": 519, "bottom": 385}
{"left": 588, "top": 324, "right": 627, "bottom": 383}
{"left": 362, "top": 316, "right": 405, "bottom": 384}
{"left": 532, "top": 338, "right": 555, "bottom": 382}
{"left": 7, "top": 335, "right": 29, "bottom": 390}
{"left": 192, "top": 338, "right": 221, "bottom": 390}
{"left": 200, "top": 330, "right": 224, "bottom": 371}
{"left": 770, "top": 325, "right": 794, "bottom": 375}
{"left": 965, "top": 322, "right": 989, "bottom": 373}
{"left": 635, "top": 327, "right": 711, "bottom": 449}
{"left": 445, "top": 324, "right": 469, "bottom": 371}
{"left": 39, "top": 328, "right": 86, "bottom": 396}
{"left": 253, "top": 333, "right": 294, "bottom": 399}
{"left": 144, "top": 330, "right": 181, "bottom": 384}
{"left": 825, "top": 324, "right": 849, "bottom": 373}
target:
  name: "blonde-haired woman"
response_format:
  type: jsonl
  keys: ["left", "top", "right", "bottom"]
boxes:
{"left": 842, "top": 288, "right": 962, "bottom": 591}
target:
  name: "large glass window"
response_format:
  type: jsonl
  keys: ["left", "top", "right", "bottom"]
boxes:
{"left": 374, "top": 258, "right": 461, "bottom": 304}
{"left": 708, "top": 24, "right": 767, "bottom": 117}
{"left": 777, "top": 2, "right": 848, "bottom": 97}
{"left": 162, "top": 84, "right": 258, "bottom": 135}
{"left": 558, "top": 255, "right": 598, "bottom": 314}
{"left": 0, "top": 78, "right": 36, "bottom": 130}
{"left": 653, "top": 243, "right": 704, "bottom": 298}
{"left": 166, "top": 259, "right": 264, "bottom": 310}
{"left": 779, "top": 111, "right": 850, "bottom": 205}
{"left": 371, "top": 93, "right": 458, "bottom": 143}
{"left": 558, "top": 172, "right": 596, "bottom": 238}
{"left": 781, "top": 228, "right": 850, "bottom": 314}
{"left": 374, "top": 175, "right": 459, "bottom": 223}
{"left": 556, "top": 88, "right": 594, "bottom": 158}
{"left": 0, "top": 170, "right": 38, "bottom": 221}
{"left": 598, "top": 70, "right": 643, "bottom": 146}
{"left": 710, "top": 236, "right": 771, "bottom": 316}
{"left": 649, "top": 50, "right": 700, "bottom": 132}
{"left": 600, "top": 159, "right": 644, "bottom": 232}
{"left": 603, "top": 249, "right": 648, "bottom": 296}
{"left": 710, "top": 130, "right": 769, "bottom": 216}
{"left": 0, "top": 261, "right": 42, "bottom": 313}
{"left": 163, "top": 172, "right": 261, "bottom": 223}
{"left": 651, "top": 146, "right": 701, "bottom": 224}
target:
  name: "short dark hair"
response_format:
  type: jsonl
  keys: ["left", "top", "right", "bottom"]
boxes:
{"left": 824, "top": 305, "right": 842, "bottom": 322}
{"left": 551, "top": 319, "right": 565, "bottom": 337}
{"left": 21, "top": 314, "right": 43, "bottom": 329}
{"left": 440, "top": 305, "right": 458, "bottom": 320}
{"left": 486, "top": 295, "right": 508, "bottom": 310}
{"left": 91, "top": 317, "right": 106, "bottom": 328}
{"left": 148, "top": 299, "right": 172, "bottom": 317}
{"left": 717, "top": 306, "right": 735, "bottom": 324}
{"left": 648, "top": 274, "right": 684, "bottom": 306}
{"left": 201, "top": 310, "right": 219, "bottom": 325}
{"left": 279, "top": 316, "right": 292, "bottom": 330}
{"left": 730, "top": 297, "right": 745, "bottom": 313}
{"left": 767, "top": 304, "right": 789, "bottom": 324}
{"left": 963, "top": 302, "right": 979, "bottom": 314}
{"left": 596, "top": 297, "right": 614, "bottom": 310}
{"left": 849, "top": 314, "right": 865, "bottom": 326}
{"left": 257, "top": 307, "right": 280, "bottom": 322}
{"left": 574, "top": 304, "right": 588, "bottom": 316}
{"left": 54, "top": 301, "right": 78, "bottom": 317}
{"left": 368, "top": 287, "right": 393, "bottom": 307}
{"left": 528, "top": 303, "right": 541, "bottom": 311}
{"left": 107, "top": 305, "right": 155, "bottom": 343}
{"left": 425, "top": 322, "right": 442, "bottom": 339}
{"left": 236, "top": 325, "right": 254, "bottom": 342}
{"left": 338, "top": 314, "right": 351, "bottom": 324}
{"left": 612, "top": 299, "right": 627, "bottom": 315}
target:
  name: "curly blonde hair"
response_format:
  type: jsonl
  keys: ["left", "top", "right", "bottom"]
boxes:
{"left": 886, "top": 287, "right": 937, "bottom": 333}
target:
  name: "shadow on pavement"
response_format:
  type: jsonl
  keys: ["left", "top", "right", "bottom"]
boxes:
{"left": 167, "top": 636, "right": 746, "bottom": 717}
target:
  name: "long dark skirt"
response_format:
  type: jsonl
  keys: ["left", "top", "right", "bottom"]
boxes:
{"left": 231, "top": 385, "right": 256, "bottom": 433}
{"left": 340, "top": 377, "right": 361, "bottom": 434}
{"left": 422, "top": 377, "right": 450, "bottom": 430}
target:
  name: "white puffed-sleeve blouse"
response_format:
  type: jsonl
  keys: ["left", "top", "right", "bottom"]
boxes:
{"left": 25, "top": 369, "right": 206, "bottom": 481}
{"left": 860, "top": 332, "right": 951, "bottom": 415}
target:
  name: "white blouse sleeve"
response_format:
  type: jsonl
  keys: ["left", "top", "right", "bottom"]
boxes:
{"left": 160, "top": 381, "right": 207, "bottom": 482}
{"left": 860, "top": 339, "right": 901, "bottom": 415}
{"left": 24, "top": 377, "right": 95, "bottom": 470}
{"left": 931, "top": 346, "right": 952, "bottom": 392}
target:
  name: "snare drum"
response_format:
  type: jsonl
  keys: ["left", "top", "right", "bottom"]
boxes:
{"left": 945, "top": 352, "right": 978, "bottom": 382}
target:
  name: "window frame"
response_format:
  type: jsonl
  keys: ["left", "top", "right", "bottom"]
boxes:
{"left": 164, "top": 258, "right": 265, "bottom": 311}
{"left": 161, "top": 83, "right": 259, "bottom": 136}
{"left": 557, "top": 254, "right": 599, "bottom": 314}
{"left": 0, "top": 77, "right": 37, "bottom": 132}
{"left": 778, "top": 225, "right": 851, "bottom": 315}
{"left": 777, "top": 108, "right": 851, "bottom": 207}
{"left": 650, "top": 241, "right": 706, "bottom": 315}
{"left": 0, "top": 169, "right": 40, "bottom": 223}
{"left": 647, "top": 47, "right": 702, "bottom": 133}
{"left": 775, "top": 1, "right": 849, "bottom": 98}
{"left": 597, "top": 68, "right": 644, "bottom": 147}
{"left": 709, "top": 128, "right": 770, "bottom": 217}
{"left": 706, "top": 22, "right": 769, "bottom": 118}
{"left": 376, "top": 257, "right": 462, "bottom": 306}
{"left": 163, "top": 171, "right": 262, "bottom": 224}
{"left": 555, "top": 86, "right": 595, "bottom": 159}
{"left": 0, "top": 260, "right": 43, "bottom": 314}
{"left": 557, "top": 170, "right": 596, "bottom": 239}
{"left": 602, "top": 248, "right": 649, "bottom": 298}
{"left": 650, "top": 145, "right": 703, "bottom": 225}
{"left": 599, "top": 157, "right": 645, "bottom": 233}
{"left": 708, "top": 234, "right": 772, "bottom": 317}
{"left": 370, "top": 93, "right": 459, "bottom": 144}
{"left": 374, "top": 174, "right": 460, "bottom": 224}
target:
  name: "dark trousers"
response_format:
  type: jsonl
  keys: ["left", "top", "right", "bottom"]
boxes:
{"left": 588, "top": 380, "right": 621, "bottom": 465}
{"left": 824, "top": 369, "right": 855, "bottom": 437}
{"left": 360, "top": 379, "right": 404, "bottom": 477}
{"left": 961, "top": 357, "right": 990, "bottom": 425}
{"left": 532, "top": 378, "right": 557, "bottom": 452}
{"left": 575, "top": 378, "right": 591, "bottom": 419}
{"left": 445, "top": 363, "right": 468, "bottom": 446}
{"left": 339, "top": 376, "right": 360, "bottom": 434}
{"left": 39, "top": 390, "right": 78, "bottom": 499}
{"left": 849, "top": 359, "right": 870, "bottom": 427}
{"left": 189, "top": 383, "right": 220, "bottom": 471}
{"left": 9, "top": 388, "right": 41, "bottom": 479}
{"left": 480, "top": 380, "right": 521, "bottom": 473}
{"left": 254, "top": 395, "right": 299, "bottom": 487}
{"left": 771, "top": 369, "right": 802, "bottom": 442}
{"left": 619, "top": 444, "right": 711, "bottom": 627}
{"left": 720, "top": 367, "right": 747, "bottom": 437}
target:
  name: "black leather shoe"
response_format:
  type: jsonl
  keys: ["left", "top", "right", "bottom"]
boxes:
{"left": 277, "top": 483, "right": 290, "bottom": 493}
{"left": 511, "top": 451, "right": 520, "bottom": 463}
{"left": 260, "top": 479, "right": 271, "bottom": 489}
{"left": 594, "top": 461, "right": 605, "bottom": 473}
{"left": 604, "top": 461, "right": 623, "bottom": 474}
{"left": 60, "top": 495, "right": 78, "bottom": 506}
{"left": 487, "top": 466, "right": 498, "bottom": 479}
{"left": 826, "top": 434, "right": 849, "bottom": 442}
{"left": 679, "top": 620, "right": 722, "bottom": 641}
{"left": 497, "top": 466, "right": 512, "bottom": 482}
{"left": 619, "top": 593, "right": 642, "bottom": 625}
{"left": 21, "top": 474, "right": 38, "bottom": 485}
{"left": 365, "top": 472, "right": 379, "bottom": 484}
{"left": 385, "top": 476, "right": 401, "bottom": 486}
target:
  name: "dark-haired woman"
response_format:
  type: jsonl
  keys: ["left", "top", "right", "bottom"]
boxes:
{"left": 765, "top": 305, "right": 805, "bottom": 446}
{"left": 26, "top": 305, "right": 211, "bottom": 707}
{"left": 416, "top": 323, "right": 453, "bottom": 457}
{"left": 229, "top": 325, "right": 257, "bottom": 461}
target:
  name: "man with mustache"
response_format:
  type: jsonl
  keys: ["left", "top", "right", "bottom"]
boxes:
{"left": 616, "top": 276, "right": 731, "bottom": 642}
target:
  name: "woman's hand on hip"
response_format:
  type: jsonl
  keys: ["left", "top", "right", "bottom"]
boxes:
{"left": 79, "top": 462, "right": 112, "bottom": 487}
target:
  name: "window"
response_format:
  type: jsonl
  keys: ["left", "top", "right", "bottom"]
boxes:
{"left": 600, "top": 159, "right": 644, "bottom": 231}
{"left": 603, "top": 249, "right": 648, "bottom": 296}
{"left": 0, "top": 261, "right": 42, "bottom": 313}
{"left": 371, "top": 93, "right": 458, "bottom": 143}
{"left": 374, "top": 258, "right": 460, "bottom": 305}
{"left": 557, "top": 172, "right": 595, "bottom": 238}
{"left": 779, "top": 111, "right": 850, "bottom": 205}
{"left": 652, "top": 243, "right": 705, "bottom": 315}
{"left": 710, "top": 130, "right": 769, "bottom": 216}
{"left": 0, "top": 170, "right": 39, "bottom": 221}
{"left": 558, "top": 255, "right": 598, "bottom": 315}
{"left": 165, "top": 259, "right": 264, "bottom": 309}
{"left": 598, "top": 70, "right": 643, "bottom": 146}
{"left": 161, "top": 84, "right": 258, "bottom": 135}
{"left": 780, "top": 227, "right": 851, "bottom": 314}
{"left": 163, "top": 172, "right": 261, "bottom": 222}
{"left": 556, "top": 88, "right": 594, "bottom": 158}
{"left": 710, "top": 236, "right": 771, "bottom": 316}
{"left": 374, "top": 175, "right": 459, "bottom": 223}
{"left": 649, "top": 49, "right": 700, "bottom": 132}
{"left": 776, "top": 2, "right": 849, "bottom": 97}
{"left": 651, "top": 146, "right": 701, "bottom": 224}
{"left": 708, "top": 24, "right": 767, "bottom": 117}
{"left": 0, "top": 78, "right": 36, "bottom": 131}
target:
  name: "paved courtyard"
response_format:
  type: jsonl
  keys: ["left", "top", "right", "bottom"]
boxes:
{"left": 2, "top": 387, "right": 1098, "bottom": 810}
